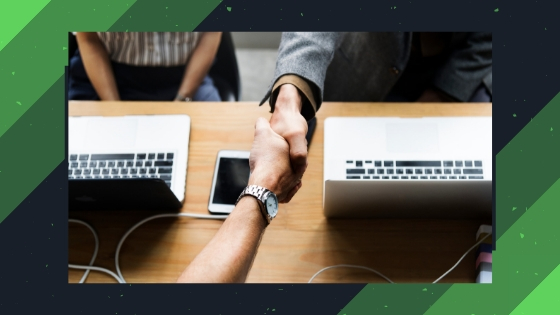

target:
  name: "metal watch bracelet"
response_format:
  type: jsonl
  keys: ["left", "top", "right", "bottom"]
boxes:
{"left": 235, "top": 185, "right": 271, "bottom": 225}
{"left": 174, "top": 95, "right": 192, "bottom": 102}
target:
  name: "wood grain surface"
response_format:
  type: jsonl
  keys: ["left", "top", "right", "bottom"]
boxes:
{"left": 68, "top": 101, "right": 492, "bottom": 283}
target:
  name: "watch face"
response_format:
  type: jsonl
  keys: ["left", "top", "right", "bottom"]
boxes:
{"left": 265, "top": 194, "right": 278, "bottom": 218}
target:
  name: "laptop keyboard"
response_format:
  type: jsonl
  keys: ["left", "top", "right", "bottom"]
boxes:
{"left": 345, "top": 160, "right": 484, "bottom": 180}
{"left": 68, "top": 153, "right": 174, "bottom": 187}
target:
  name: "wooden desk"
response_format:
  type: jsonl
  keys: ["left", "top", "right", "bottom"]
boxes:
{"left": 68, "top": 101, "right": 492, "bottom": 283}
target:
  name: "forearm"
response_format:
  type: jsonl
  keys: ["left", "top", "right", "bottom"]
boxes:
{"left": 75, "top": 32, "right": 120, "bottom": 101}
{"left": 176, "top": 32, "right": 222, "bottom": 99}
{"left": 177, "top": 197, "right": 266, "bottom": 283}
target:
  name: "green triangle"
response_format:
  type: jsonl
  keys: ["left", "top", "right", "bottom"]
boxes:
{"left": 0, "top": 0, "right": 51, "bottom": 53}
{"left": 424, "top": 179, "right": 560, "bottom": 314}
{"left": 510, "top": 263, "right": 560, "bottom": 313}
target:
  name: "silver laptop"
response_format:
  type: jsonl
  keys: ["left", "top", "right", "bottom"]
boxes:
{"left": 323, "top": 117, "right": 492, "bottom": 219}
{"left": 68, "top": 115, "right": 190, "bottom": 203}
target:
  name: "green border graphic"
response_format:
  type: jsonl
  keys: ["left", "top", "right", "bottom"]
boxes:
{"left": 1, "top": 0, "right": 559, "bottom": 313}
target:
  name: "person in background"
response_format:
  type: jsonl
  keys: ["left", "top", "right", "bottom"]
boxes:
{"left": 261, "top": 32, "right": 492, "bottom": 185}
{"left": 69, "top": 32, "right": 222, "bottom": 102}
{"left": 176, "top": 118, "right": 302, "bottom": 283}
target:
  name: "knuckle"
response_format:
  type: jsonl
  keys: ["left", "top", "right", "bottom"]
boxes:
{"left": 291, "top": 148, "right": 307, "bottom": 160}
{"left": 285, "top": 127, "right": 307, "bottom": 139}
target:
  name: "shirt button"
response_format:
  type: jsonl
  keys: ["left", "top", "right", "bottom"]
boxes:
{"left": 392, "top": 67, "right": 400, "bottom": 75}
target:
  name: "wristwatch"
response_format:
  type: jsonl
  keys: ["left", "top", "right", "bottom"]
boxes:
{"left": 235, "top": 185, "right": 279, "bottom": 225}
{"left": 174, "top": 95, "right": 192, "bottom": 102}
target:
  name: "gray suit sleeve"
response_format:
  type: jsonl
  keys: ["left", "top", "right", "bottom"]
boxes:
{"left": 260, "top": 32, "right": 344, "bottom": 112}
{"left": 432, "top": 32, "right": 492, "bottom": 102}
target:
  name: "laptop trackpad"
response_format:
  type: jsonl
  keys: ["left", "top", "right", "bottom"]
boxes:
{"left": 85, "top": 118, "right": 138, "bottom": 149}
{"left": 386, "top": 123, "right": 439, "bottom": 153}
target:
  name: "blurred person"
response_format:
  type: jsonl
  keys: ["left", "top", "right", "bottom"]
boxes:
{"left": 69, "top": 32, "right": 222, "bottom": 102}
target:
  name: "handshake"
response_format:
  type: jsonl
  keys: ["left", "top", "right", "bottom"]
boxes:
{"left": 248, "top": 84, "right": 309, "bottom": 205}
{"left": 177, "top": 85, "right": 310, "bottom": 283}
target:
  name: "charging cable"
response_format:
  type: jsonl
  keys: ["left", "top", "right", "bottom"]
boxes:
{"left": 307, "top": 233, "right": 492, "bottom": 283}
{"left": 70, "top": 217, "right": 491, "bottom": 284}
{"left": 68, "top": 219, "right": 101, "bottom": 283}
{"left": 309, "top": 265, "right": 395, "bottom": 283}
{"left": 68, "top": 213, "right": 228, "bottom": 283}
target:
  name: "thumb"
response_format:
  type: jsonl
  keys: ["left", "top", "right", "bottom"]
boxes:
{"left": 255, "top": 117, "right": 271, "bottom": 134}
{"left": 287, "top": 134, "right": 308, "bottom": 177}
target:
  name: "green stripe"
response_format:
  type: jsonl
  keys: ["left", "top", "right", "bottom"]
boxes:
{"left": 0, "top": 0, "right": 132, "bottom": 140}
{"left": 0, "top": 75, "right": 64, "bottom": 223}
{"left": 510, "top": 262, "right": 560, "bottom": 314}
{"left": 339, "top": 284, "right": 451, "bottom": 315}
{"left": 1, "top": 0, "right": 220, "bottom": 139}
{"left": 0, "top": 0, "right": 50, "bottom": 52}
{"left": 424, "top": 178, "right": 560, "bottom": 314}
{"left": 495, "top": 92, "right": 560, "bottom": 241}
{"left": 108, "top": 0, "right": 222, "bottom": 31}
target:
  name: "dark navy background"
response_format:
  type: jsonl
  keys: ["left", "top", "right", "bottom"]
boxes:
{"left": 2, "top": 0, "right": 560, "bottom": 313}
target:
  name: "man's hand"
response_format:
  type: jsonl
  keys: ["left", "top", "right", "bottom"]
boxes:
{"left": 249, "top": 117, "right": 302, "bottom": 203}
{"left": 269, "top": 84, "right": 309, "bottom": 179}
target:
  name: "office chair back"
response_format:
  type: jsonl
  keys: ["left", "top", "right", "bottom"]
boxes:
{"left": 209, "top": 32, "right": 241, "bottom": 102}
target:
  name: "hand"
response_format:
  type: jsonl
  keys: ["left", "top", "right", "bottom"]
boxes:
{"left": 269, "top": 84, "right": 309, "bottom": 179}
{"left": 249, "top": 117, "right": 302, "bottom": 203}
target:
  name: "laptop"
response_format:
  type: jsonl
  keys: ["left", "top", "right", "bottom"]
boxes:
{"left": 68, "top": 115, "right": 190, "bottom": 211}
{"left": 323, "top": 117, "right": 492, "bottom": 219}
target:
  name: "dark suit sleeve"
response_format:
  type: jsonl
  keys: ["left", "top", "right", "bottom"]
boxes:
{"left": 432, "top": 32, "right": 492, "bottom": 102}
{"left": 260, "top": 32, "right": 344, "bottom": 120}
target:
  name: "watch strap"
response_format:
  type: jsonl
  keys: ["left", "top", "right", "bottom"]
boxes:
{"left": 174, "top": 94, "right": 192, "bottom": 102}
{"left": 236, "top": 185, "right": 272, "bottom": 225}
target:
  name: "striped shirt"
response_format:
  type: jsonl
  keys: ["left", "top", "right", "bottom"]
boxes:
{"left": 97, "top": 32, "right": 202, "bottom": 67}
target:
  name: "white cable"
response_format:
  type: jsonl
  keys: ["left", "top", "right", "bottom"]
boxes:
{"left": 114, "top": 213, "right": 228, "bottom": 282}
{"left": 68, "top": 219, "right": 99, "bottom": 283}
{"left": 432, "top": 232, "right": 491, "bottom": 283}
{"left": 69, "top": 213, "right": 228, "bottom": 284}
{"left": 308, "top": 264, "right": 395, "bottom": 283}
{"left": 68, "top": 264, "right": 126, "bottom": 283}
{"left": 308, "top": 233, "right": 492, "bottom": 284}
{"left": 71, "top": 214, "right": 490, "bottom": 284}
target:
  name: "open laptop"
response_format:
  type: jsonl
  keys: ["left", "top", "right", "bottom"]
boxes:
{"left": 323, "top": 117, "right": 492, "bottom": 219}
{"left": 68, "top": 115, "right": 190, "bottom": 211}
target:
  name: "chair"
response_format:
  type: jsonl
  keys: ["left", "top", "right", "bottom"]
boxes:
{"left": 68, "top": 32, "right": 78, "bottom": 60}
{"left": 209, "top": 32, "right": 241, "bottom": 101}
